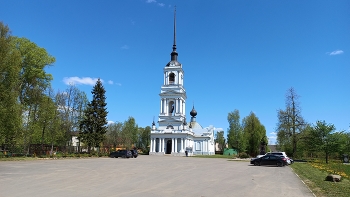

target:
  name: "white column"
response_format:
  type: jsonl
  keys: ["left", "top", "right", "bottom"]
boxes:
{"left": 171, "top": 138, "right": 174, "bottom": 153}
{"left": 153, "top": 138, "right": 157, "bottom": 152}
{"left": 202, "top": 141, "right": 204, "bottom": 154}
{"left": 152, "top": 138, "right": 155, "bottom": 152}
{"left": 183, "top": 100, "right": 185, "bottom": 115}
{"left": 159, "top": 138, "right": 162, "bottom": 153}
{"left": 176, "top": 71, "right": 178, "bottom": 84}
{"left": 207, "top": 140, "right": 209, "bottom": 154}
{"left": 175, "top": 138, "right": 178, "bottom": 153}
{"left": 150, "top": 138, "right": 153, "bottom": 152}
{"left": 177, "top": 99, "right": 180, "bottom": 114}
{"left": 179, "top": 99, "right": 182, "bottom": 114}
{"left": 181, "top": 138, "right": 184, "bottom": 152}
{"left": 160, "top": 98, "right": 164, "bottom": 114}
{"left": 160, "top": 99, "right": 162, "bottom": 114}
{"left": 162, "top": 138, "right": 165, "bottom": 152}
{"left": 164, "top": 72, "right": 166, "bottom": 85}
{"left": 165, "top": 99, "right": 168, "bottom": 115}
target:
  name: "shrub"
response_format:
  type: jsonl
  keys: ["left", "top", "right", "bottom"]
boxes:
{"left": 238, "top": 152, "right": 250, "bottom": 159}
{"left": 231, "top": 154, "right": 238, "bottom": 159}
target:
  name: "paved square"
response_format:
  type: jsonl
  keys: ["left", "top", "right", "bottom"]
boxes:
{"left": 0, "top": 156, "right": 314, "bottom": 197}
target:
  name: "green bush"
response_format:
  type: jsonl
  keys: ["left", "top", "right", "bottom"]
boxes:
{"left": 231, "top": 154, "right": 238, "bottom": 159}
{"left": 238, "top": 152, "right": 250, "bottom": 159}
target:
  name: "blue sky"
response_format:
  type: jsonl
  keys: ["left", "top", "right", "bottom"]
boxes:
{"left": 1, "top": 0, "right": 349, "bottom": 144}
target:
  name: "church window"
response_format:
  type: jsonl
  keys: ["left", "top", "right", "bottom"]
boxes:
{"left": 169, "top": 73, "right": 175, "bottom": 84}
{"left": 168, "top": 101, "right": 175, "bottom": 116}
{"left": 195, "top": 141, "right": 201, "bottom": 151}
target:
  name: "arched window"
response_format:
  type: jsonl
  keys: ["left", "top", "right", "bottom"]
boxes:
{"left": 169, "top": 73, "right": 175, "bottom": 84}
{"left": 168, "top": 101, "right": 175, "bottom": 116}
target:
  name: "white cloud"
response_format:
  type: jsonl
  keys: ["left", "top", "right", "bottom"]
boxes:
{"left": 327, "top": 50, "right": 344, "bottom": 56}
{"left": 107, "top": 120, "right": 115, "bottom": 125}
{"left": 268, "top": 136, "right": 277, "bottom": 139}
{"left": 121, "top": 45, "right": 130, "bottom": 50}
{"left": 215, "top": 128, "right": 224, "bottom": 132}
{"left": 115, "top": 83, "right": 122, "bottom": 86}
{"left": 270, "top": 132, "right": 277, "bottom": 135}
{"left": 108, "top": 80, "right": 114, "bottom": 85}
{"left": 63, "top": 77, "right": 103, "bottom": 86}
{"left": 146, "top": 0, "right": 166, "bottom": 7}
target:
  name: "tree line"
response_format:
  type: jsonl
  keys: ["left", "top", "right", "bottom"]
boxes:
{"left": 220, "top": 110, "right": 267, "bottom": 157}
{"left": 0, "top": 22, "right": 149, "bottom": 155}
{"left": 224, "top": 87, "right": 350, "bottom": 163}
{"left": 277, "top": 87, "right": 350, "bottom": 163}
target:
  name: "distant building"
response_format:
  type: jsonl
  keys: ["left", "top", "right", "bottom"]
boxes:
{"left": 149, "top": 9, "right": 220, "bottom": 156}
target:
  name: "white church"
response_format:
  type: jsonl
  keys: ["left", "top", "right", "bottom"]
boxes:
{"left": 149, "top": 10, "right": 222, "bottom": 156}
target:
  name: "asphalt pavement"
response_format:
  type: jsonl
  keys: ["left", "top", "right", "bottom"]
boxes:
{"left": 0, "top": 156, "right": 315, "bottom": 197}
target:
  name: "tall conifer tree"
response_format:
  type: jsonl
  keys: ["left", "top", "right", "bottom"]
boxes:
{"left": 79, "top": 79, "right": 108, "bottom": 152}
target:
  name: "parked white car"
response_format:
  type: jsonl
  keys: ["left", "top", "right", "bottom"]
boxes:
{"left": 266, "top": 152, "right": 292, "bottom": 165}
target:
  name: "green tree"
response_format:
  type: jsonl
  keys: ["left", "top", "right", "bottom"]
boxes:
{"left": 308, "top": 121, "right": 340, "bottom": 163}
{"left": 37, "top": 88, "right": 58, "bottom": 153}
{"left": 79, "top": 79, "right": 108, "bottom": 152}
{"left": 0, "top": 22, "right": 22, "bottom": 152}
{"left": 276, "top": 87, "right": 305, "bottom": 157}
{"left": 55, "top": 85, "right": 88, "bottom": 145}
{"left": 215, "top": 130, "right": 226, "bottom": 154}
{"left": 105, "top": 122, "right": 123, "bottom": 149}
{"left": 242, "top": 112, "right": 267, "bottom": 157}
{"left": 227, "top": 109, "right": 245, "bottom": 153}
{"left": 12, "top": 36, "right": 55, "bottom": 153}
{"left": 137, "top": 126, "right": 151, "bottom": 153}
{"left": 295, "top": 124, "right": 314, "bottom": 158}
{"left": 121, "top": 117, "right": 138, "bottom": 150}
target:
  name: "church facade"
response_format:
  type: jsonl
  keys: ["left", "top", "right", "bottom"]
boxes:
{"left": 149, "top": 10, "right": 217, "bottom": 156}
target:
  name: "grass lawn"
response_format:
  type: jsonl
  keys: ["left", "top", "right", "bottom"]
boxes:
{"left": 291, "top": 162, "right": 350, "bottom": 197}
{"left": 0, "top": 157, "right": 37, "bottom": 161}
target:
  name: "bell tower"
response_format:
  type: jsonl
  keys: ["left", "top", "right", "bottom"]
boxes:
{"left": 158, "top": 7, "right": 187, "bottom": 131}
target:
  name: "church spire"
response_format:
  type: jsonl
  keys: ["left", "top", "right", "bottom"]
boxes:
{"left": 170, "top": 6, "right": 178, "bottom": 61}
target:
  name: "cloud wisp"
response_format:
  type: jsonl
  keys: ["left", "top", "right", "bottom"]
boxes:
{"left": 121, "top": 45, "right": 130, "bottom": 50}
{"left": 327, "top": 50, "right": 344, "bottom": 56}
{"left": 146, "top": 0, "right": 166, "bottom": 7}
{"left": 63, "top": 77, "right": 119, "bottom": 86}
{"left": 63, "top": 77, "right": 102, "bottom": 86}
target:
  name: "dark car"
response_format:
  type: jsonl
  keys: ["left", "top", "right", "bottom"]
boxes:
{"left": 130, "top": 149, "right": 138, "bottom": 158}
{"left": 109, "top": 150, "right": 132, "bottom": 158}
{"left": 250, "top": 155, "right": 287, "bottom": 167}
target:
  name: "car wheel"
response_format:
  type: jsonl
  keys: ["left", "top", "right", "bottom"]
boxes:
{"left": 277, "top": 162, "right": 283, "bottom": 167}
{"left": 254, "top": 161, "right": 260, "bottom": 166}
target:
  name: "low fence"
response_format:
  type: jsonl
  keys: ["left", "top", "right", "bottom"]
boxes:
{"left": 1, "top": 144, "right": 143, "bottom": 157}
